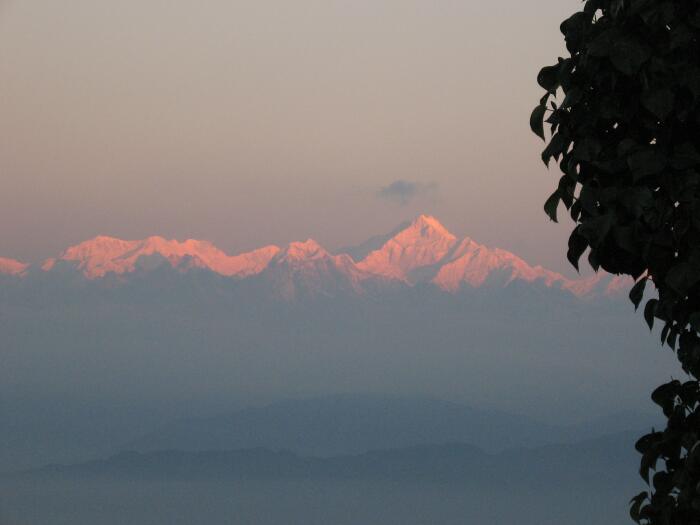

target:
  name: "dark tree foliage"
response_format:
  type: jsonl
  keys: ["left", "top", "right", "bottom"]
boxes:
{"left": 532, "top": 1, "right": 700, "bottom": 523}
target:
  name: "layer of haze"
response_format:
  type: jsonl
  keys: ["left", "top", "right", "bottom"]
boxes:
{"left": 0, "top": 0, "right": 580, "bottom": 273}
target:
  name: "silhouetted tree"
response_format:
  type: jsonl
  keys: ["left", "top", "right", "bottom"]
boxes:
{"left": 532, "top": 1, "right": 700, "bottom": 523}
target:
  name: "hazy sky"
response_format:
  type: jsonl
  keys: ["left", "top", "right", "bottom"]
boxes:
{"left": 0, "top": 0, "right": 582, "bottom": 273}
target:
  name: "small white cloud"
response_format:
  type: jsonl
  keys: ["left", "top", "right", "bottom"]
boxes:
{"left": 377, "top": 180, "right": 438, "bottom": 205}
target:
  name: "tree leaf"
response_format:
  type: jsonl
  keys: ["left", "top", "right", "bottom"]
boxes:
{"left": 567, "top": 227, "right": 588, "bottom": 270}
{"left": 588, "top": 29, "right": 616, "bottom": 57}
{"left": 561, "top": 88, "right": 582, "bottom": 109}
{"left": 537, "top": 64, "right": 561, "bottom": 92}
{"left": 542, "top": 133, "right": 567, "bottom": 167}
{"left": 666, "top": 262, "right": 700, "bottom": 295}
{"left": 690, "top": 312, "right": 700, "bottom": 332}
{"left": 644, "top": 299, "right": 658, "bottom": 330}
{"left": 610, "top": 0, "right": 625, "bottom": 17}
{"left": 668, "top": 329, "right": 678, "bottom": 350}
{"left": 627, "top": 150, "right": 667, "bottom": 180}
{"left": 573, "top": 137, "right": 602, "bottom": 162}
{"left": 651, "top": 380, "right": 680, "bottom": 410}
{"left": 642, "top": 88, "right": 675, "bottom": 119}
{"left": 578, "top": 213, "right": 614, "bottom": 246}
{"left": 630, "top": 491, "right": 648, "bottom": 523}
{"left": 544, "top": 190, "right": 561, "bottom": 222}
{"left": 671, "top": 143, "right": 700, "bottom": 170}
{"left": 629, "top": 277, "right": 647, "bottom": 309}
{"left": 640, "top": 450, "right": 657, "bottom": 484}
{"left": 530, "top": 104, "right": 547, "bottom": 141}
{"left": 610, "top": 36, "right": 651, "bottom": 75}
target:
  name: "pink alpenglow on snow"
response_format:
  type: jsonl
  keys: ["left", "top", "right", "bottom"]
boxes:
{"left": 357, "top": 215, "right": 457, "bottom": 282}
{"left": 431, "top": 239, "right": 569, "bottom": 292}
{"left": 355, "top": 215, "right": 621, "bottom": 297}
{"left": 23, "top": 215, "right": 631, "bottom": 299}
{"left": 275, "top": 239, "right": 330, "bottom": 262}
{"left": 48, "top": 235, "right": 279, "bottom": 279}
{"left": 263, "top": 239, "right": 374, "bottom": 299}
{"left": 0, "top": 257, "right": 29, "bottom": 276}
{"left": 562, "top": 273, "right": 634, "bottom": 297}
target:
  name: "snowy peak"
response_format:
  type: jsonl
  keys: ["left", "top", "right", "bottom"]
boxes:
{"left": 271, "top": 239, "right": 363, "bottom": 277}
{"left": 47, "top": 236, "right": 140, "bottom": 278}
{"left": 562, "top": 273, "right": 633, "bottom": 298}
{"left": 47, "top": 235, "right": 279, "bottom": 279}
{"left": 0, "top": 257, "right": 29, "bottom": 277}
{"left": 357, "top": 215, "right": 458, "bottom": 281}
{"left": 355, "top": 216, "right": 623, "bottom": 297}
{"left": 222, "top": 245, "right": 280, "bottom": 278}
{"left": 411, "top": 214, "right": 456, "bottom": 239}
{"left": 275, "top": 239, "right": 329, "bottom": 263}
{"left": 431, "top": 238, "right": 568, "bottom": 292}
{"left": 391, "top": 215, "right": 456, "bottom": 246}
{"left": 19, "top": 215, "right": 631, "bottom": 300}
{"left": 261, "top": 239, "right": 375, "bottom": 300}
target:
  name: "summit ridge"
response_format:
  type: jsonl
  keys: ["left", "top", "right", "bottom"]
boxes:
{"left": 1, "top": 215, "right": 629, "bottom": 298}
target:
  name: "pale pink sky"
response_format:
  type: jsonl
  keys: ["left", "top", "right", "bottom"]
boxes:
{"left": 0, "top": 0, "right": 581, "bottom": 274}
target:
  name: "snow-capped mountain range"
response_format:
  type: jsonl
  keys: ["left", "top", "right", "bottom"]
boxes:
{"left": 0, "top": 215, "right": 629, "bottom": 299}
